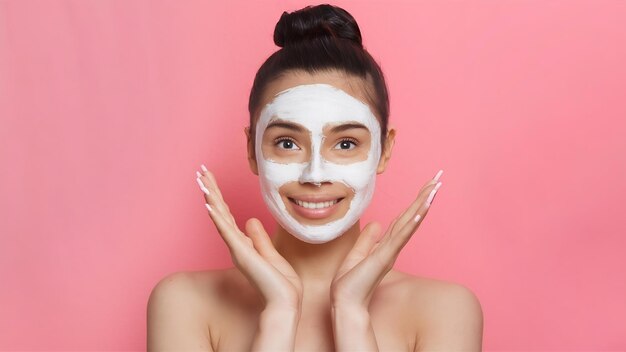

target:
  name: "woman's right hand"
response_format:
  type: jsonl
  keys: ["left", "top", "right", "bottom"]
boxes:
{"left": 195, "top": 165, "right": 303, "bottom": 313}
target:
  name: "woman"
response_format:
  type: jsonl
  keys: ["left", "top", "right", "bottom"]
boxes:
{"left": 148, "top": 4, "right": 483, "bottom": 351}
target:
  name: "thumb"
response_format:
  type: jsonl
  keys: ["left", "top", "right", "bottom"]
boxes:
{"left": 348, "top": 222, "right": 382, "bottom": 260}
{"left": 245, "top": 218, "right": 278, "bottom": 259}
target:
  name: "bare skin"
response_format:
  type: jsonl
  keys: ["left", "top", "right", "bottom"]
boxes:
{"left": 147, "top": 70, "right": 483, "bottom": 351}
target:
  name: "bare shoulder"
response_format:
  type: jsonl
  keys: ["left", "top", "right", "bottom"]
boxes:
{"left": 147, "top": 270, "right": 207, "bottom": 316}
{"left": 388, "top": 269, "right": 483, "bottom": 316}
{"left": 147, "top": 268, "right": 244, "bottom": 351}
{"left": 386, "top": 269, "right": 484, "bottom": 351}
{"left": 148, "top": 269, "right": 224, "bottom": 307}
{"left": 165, "top": 267, "right": 256, "bottom": 314}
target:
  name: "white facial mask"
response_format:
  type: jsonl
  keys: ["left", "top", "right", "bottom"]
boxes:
{"left": 255, "top": 83, "right": 382, "bottom": 244}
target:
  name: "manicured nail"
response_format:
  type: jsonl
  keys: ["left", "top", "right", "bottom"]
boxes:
{"left": 425, "top": 182, "right": 442, "bottom": 207}
{"left": 434, "top": 169, "right": 444, "bottom": 182}
{"left": 413, "top": 214, "right": 421, "bottom": 222}
{"left": 201, "top": 164, "right": 208, "bottom": 173}
{"left": 205, "top": 203, "right": 212, "bottom": 212}
{"left": 196, "top": 171, "right": 202, "bottom": 178}
{"left": 196, "top": 177, "right": 210, "bottom": 195}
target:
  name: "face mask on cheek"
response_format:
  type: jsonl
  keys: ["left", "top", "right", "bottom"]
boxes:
{"left": 254, "top": 83, "right": 382, "bottom": 244}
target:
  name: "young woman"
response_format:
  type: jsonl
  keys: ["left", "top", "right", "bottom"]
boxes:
{"left": 148, "top": 4, "right": 483, "bottom": 351}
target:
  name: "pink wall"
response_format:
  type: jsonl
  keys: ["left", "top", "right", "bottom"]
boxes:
{"left": 1, "top": 0, "right": 625, "bottom": 350}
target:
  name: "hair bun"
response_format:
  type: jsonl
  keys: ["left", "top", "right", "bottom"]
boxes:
{"left": 274, "top": 4, "right": 363, "bottom": 49}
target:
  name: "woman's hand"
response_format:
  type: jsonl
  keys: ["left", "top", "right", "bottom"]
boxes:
{"left": 330, "top": 170, "right": 444, "bottom": 309}
{"left": 196, "top": 165, "right": 303, "bottom": 313}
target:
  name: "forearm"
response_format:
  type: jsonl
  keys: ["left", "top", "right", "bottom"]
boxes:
{"left": 331, "top": 305, "right": 379, "bottom": 351}
{"left": 250, "top": 308, "right": 300, "bottom": 352}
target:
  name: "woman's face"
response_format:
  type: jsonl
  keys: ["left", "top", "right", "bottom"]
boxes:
{"left": 248, "top": 70, "right": 389, "bottom": 244}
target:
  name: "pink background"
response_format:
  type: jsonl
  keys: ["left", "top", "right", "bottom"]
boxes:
{"left": 1, "top": 0, "right": 625, "bottom": 350}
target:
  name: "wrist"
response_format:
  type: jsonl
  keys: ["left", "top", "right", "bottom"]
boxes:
{"left": 331, "top": 304, "right": 370, "bottom": 327}
{"left": 331, "top": 304, "right": 377, "bottom": 350}
{"left": 251, "top": 306, "right": 300, "bottom": 351}
{"left": 261, "top": 305, "right": 301, "bottom": 324}
{"left": 257, "top": 308, "right": 300, "bottom": 339}
{"left": 330, "top": 287, "right": 369, "bottom": 309}
{"left": 331, "top": 297, "right": 368, "bottom": 312}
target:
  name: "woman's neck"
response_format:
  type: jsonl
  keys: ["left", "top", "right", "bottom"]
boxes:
{"left": 271, "top": 221, "right": 362, "bottom": 288}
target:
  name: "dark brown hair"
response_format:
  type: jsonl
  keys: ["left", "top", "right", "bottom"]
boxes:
{"left": 247, "top": 4, "right": 390, "bottom": 147}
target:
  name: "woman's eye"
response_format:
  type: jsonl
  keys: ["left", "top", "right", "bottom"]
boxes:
{"left": 334, "top": 139, "right": 357, "bottom": 150}
{"left": 276, "top": 138, "right": 300, "bottom": 150}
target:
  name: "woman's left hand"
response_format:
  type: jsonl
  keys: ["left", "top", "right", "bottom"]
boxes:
{"left": 330, "top": 170, "right": 444, "bottom": 309}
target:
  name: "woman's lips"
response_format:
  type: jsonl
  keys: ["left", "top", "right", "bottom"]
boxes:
{"left": 288, "top": 197, "right": 345, "bottom": 220}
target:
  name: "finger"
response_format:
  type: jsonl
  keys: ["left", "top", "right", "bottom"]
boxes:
{"left": 195, "top": 170, "right": 222, "bottom": 204}
{"left": 369, "top": 241, "right": 381, "bottom": 255}
{"left": 386, "top": 182, "right": 443, "bottom": 254}
{"left": 200, "top": 168, "right": 226, "bottom": 204}
{"left": 197, "top": 175, "right": 235, "bottom": 226}
{"left": 196, "top": 173, "right": 212, "bottom": 204}
{"left": 337, "top": 232, "right": 397, "bottom": 296}
{"left": 392, "top": 170, "right": 444, "bottom": 234}
{"left": 384, "top": 213, "right": 423, "bottom": 256}
{"left": 374, "top": 214, "right": 400, "bottom": 250}
{"left": 365, "top": 174, "right": 442, "bottom": 270}
{"left": 196, "top": 172, "right": 237, "bottom": 226}
{"left": 423, "top": 181, "right": 442, "bottom": 211}
{"left": 195, "top": 166, "right": 227, "bottom": 207}
{"left": 368, "top": 222, "right": 389, "bottom": 254}
{"left": 245, "top": 218, "right": 299, "bottom": 279}
{"left": 204, "top": 202, "right": 245, "bottom": 253}
{"left": 334, "top": 222, "right": 382, "bottom": 279}
{"left": 245, "top": 218, "right": 279, "bottom": 260}
{"left": 200, "top": 169, "right": 237, "bottom": 225}
{"left": 374, "top": 178, "right": 436, "bottom": 252}
{"left": 348, "top": 222, "right": 382, "bottom": 260}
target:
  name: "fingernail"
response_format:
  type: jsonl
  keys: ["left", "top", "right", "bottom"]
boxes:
{"left": 434, "top": 169, "right": 444, "bottom": 182}
{"left": 413, "top": 214, "right": 421, "bottom": 222}
{"left": 196, "top": 171, "right": 202, "bottom": 178}
{"left": 201, "top": 164, "right": 208, "bottom": 173}
{"left": 196, "top": 177, "right": 210, "bottom": 195}
{"left": 205, "top": 203, "right": 212, "bottom": 212}
{"left": 425, "top": 182, "right": 442, "bottom": 207}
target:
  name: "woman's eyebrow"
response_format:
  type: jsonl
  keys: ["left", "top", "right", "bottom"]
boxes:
{"left": 329, "top": 123, "right": 368, "bottom": 133}
{"left": 266, "top": 121, "right": 306, "bottom": 132}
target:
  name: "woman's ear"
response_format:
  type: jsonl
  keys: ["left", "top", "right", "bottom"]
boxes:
{"left": 376, "top": 127, "right": 396, "bottom": 174}
{"left": 245, "top": 126, "right": 259, "bottom": 175}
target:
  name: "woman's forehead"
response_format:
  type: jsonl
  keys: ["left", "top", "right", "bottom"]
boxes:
{"left": 258, "top": 84, "right": 379, "bottom": 136}
{"left": 259, "top": 69, "right": 373, "bottom": 111}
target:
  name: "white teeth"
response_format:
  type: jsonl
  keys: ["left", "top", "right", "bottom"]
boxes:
{"left": 294, "top": 199, "right": 339, "bottom": 209}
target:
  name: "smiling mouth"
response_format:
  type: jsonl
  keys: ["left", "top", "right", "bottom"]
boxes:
{"left": 288, "top": 197, "right": 345, "bottom": 209}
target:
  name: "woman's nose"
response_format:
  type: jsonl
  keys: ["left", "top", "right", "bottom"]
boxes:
{"left": 298, "top": 154, "right": 328, "bottom": 186}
